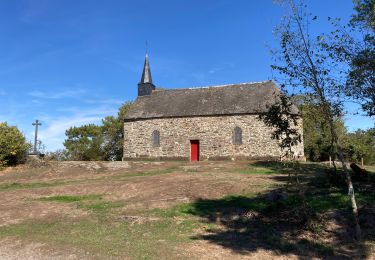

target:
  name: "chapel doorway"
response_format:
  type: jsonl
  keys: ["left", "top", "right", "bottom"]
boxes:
{"left": 190, "top": 140, "right": 200, "bottom": 161}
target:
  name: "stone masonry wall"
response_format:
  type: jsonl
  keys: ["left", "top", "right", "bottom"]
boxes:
{"left": 123, "top": 115, "right": 304, "bottom": 160}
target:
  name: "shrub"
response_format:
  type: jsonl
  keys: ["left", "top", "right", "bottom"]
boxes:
{"left": 0, "top": 122, "right": 30, "bottom": 167}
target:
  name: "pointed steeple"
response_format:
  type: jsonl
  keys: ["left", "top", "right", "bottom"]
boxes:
{"left": 138, "top": 51, "right": 156, "bottom": 96}
{"left": 140, "top": 53, "right": 152, "bottom": 84}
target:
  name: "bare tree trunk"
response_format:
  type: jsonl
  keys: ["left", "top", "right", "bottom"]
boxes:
{"left": 328, "top": 116, "right": 362, "bottom": 240}
{"left": 337, "top": 145, "right": 362, "bottom": 240}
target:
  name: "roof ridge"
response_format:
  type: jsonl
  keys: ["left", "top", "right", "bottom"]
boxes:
{"left": 154, "top": 80, "right": 272, "bottom": 92}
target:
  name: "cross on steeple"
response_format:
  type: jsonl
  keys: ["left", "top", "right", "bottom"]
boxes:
{"left": 32, "top": 120, "right": 42, "bottom": 154}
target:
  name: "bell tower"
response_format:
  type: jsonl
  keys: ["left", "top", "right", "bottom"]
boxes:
{"left": 138, "top": 53, "right": 155, "bottom": 96}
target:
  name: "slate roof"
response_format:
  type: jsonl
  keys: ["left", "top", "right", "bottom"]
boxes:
{"left": 125, "top": 81, "right": 299, "bottom": 121}
{"left": 140, "top": 53, "right": 152, "bottom": 84}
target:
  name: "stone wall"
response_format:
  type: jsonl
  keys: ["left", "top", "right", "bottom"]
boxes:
{"left": 123, "top": 115, "right": 305, "bottom": 160}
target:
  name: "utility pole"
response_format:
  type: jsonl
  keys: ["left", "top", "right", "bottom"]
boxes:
{"left": 32, "top": 120, "right": 42, "bottom": 154}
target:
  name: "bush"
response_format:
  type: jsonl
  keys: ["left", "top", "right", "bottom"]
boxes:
{"left": 0, "top": 122, "right": 30, "bottom": 167}
{"left": 45, "top": 149, "right": 69, "bottom": 161}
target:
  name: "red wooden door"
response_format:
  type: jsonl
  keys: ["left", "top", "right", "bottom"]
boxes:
{"left": 190, "top": 140, "right": 199, "bottom": 161}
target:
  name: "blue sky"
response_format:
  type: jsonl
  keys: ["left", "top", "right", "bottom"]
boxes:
{"left": 0, "top": 0, "right": 373, "bottom": 151}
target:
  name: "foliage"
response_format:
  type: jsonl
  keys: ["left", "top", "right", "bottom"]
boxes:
{"left": 0, "top": 122, "right": 30, "bottom": 167}
{"left": 343, "top": 128, "right": 375, "bottom": 165}
{"left": 259, "top": 94, "right": 302, "bottom": 160}
{"left": 64, "top": 124, "right": 104, "bottom": 161}
{"left": 294, "top": 95, "right": 375, "bottom": 164}
{"left": 323, "top": 0, "right": 375, "bottom": 116}
{"left": 294, "top": 97, "right": 346, "bottom": 161}
{"left": 101, "top": 102, "right": 132, "bottom": 161}
{"left": 63, "top": 102, "right": 132, "bottom": 161}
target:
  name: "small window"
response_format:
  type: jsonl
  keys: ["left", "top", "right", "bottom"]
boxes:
{"left": 152, "top": 130, "right": 160, "bottom": 147}
{"left": 233, "top": 126, "right": 242, "bottom": 145}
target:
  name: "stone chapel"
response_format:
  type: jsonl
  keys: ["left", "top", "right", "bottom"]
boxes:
{"left": 123, "top": 54, "right": 304, "bottom": 161}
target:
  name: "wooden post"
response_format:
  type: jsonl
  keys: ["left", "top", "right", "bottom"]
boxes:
{"left": 329, "top": 156, "right": 332, "bottom": 167}
{"left": 361, "top": 157, "right": 364, "bottom": 168}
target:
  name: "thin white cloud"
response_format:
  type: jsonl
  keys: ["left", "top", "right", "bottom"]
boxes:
{"left": 208, "top": 67, "right": 224, "bottom": 74}
{"left": 37, "top": 106, "right": 118, "bottom": 151}
{"left": 28, "top": 89, "right": 86, "bottom": 99}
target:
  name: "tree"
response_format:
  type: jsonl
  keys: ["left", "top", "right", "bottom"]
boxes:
{"left": 259, "top": 94, "right": 302, "bottom": 161}
{"left": 63, "top": 102, "right": 132, "bottom": 161}
{"left": 294, "top": 97, "right": 347, "bottom": 161}
{"left": 324, "top": 0, "right": 375, "bottom": 116}
{"left": 0, "top": 122, "right": 30, "bottom": 167}
{"left": 63, "top": 124, "right": 104, "bottom": 161}
{"left": 101, "top": 102, "right": 132, "bottom": 161}
{"left": 259, "top": 94, "right": 303, "bottom": 185}
{"left": 344, "top": 128, "right": 375, "bottom": 165}
{"left": 272, "top": 0, "right": 362, "bottom": 239}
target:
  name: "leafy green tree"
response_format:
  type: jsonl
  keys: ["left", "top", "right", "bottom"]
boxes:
{"left": 102, "top": 102, "right": 132, "bottom": 161}
{"left": 0, "top": 122, "right": 30, "bottom": 166}
{"left": 63, "top": 102, "right": 132, "bottom": 161}
{"left": 344, "top": 128, "right": 375, "bottom": 165}
{"left": 295, "top": 98, "right": 347, "bottom": 161}
{"left": 324, "top": 0, "right": 375, "bottom": 116}
{"left": 63, "top": 124, "right": 104, "bottom": 161}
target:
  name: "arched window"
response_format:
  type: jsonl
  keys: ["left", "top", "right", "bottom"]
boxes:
{"left": 152, "top": 130, "right": 160, "bottom": 147}
{"left": 233, "top": 126, "right": 242, "bottom": 145}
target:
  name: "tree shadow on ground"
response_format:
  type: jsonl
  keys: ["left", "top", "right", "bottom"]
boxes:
{"left": 183, "top": 162, "right": 375, "bottom": 259}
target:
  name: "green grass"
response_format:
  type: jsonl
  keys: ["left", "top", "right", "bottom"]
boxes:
{"left": 78, "top": 200, "right": 124, "bottom": 215}
{"left": 0, "top": 180, "right": 70, "bottom": 191}
{"left": 39, "top": 194, "right": 125, "bottom": 217}
{"left": 39, "top": 194, "right": 102, "bottom": 203}
{"left": 239, "top": 167, "right": 276, "bottom": 175}
{"left": 152, "top": 194, "right": 268, "bottom": 219}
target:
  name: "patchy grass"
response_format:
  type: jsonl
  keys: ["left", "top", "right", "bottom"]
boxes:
{"left": 0, "top": 161, "right": 374, "bottom": 259}
{"left": 39, "top": 194, "right": 102, "bottom": 203}
{"left": 238, "top": 167, "right": 276, "bottom": 175}
{"left": 0, "top": 167, "right": 179, "bottom": 192}
{"left": 113, "top": 167, "right": 179, "bottom": 179}
{"left": 0, "top": 181, "right": 69, "bottom": 191}
{"left": 39, "top": 194, "right": 125, "bottom": 217}
{"left": 0, "top": 203, "right": 202, "bottom": 258}
{"left": 78, "top": 200, "right": 124, "bottom": 215}
{"left": 0, "top": 218, "right": 194, "bottom": 258}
